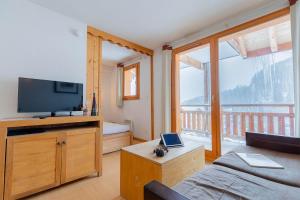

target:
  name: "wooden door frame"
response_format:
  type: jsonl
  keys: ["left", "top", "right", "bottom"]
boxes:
{"left": 171, "top": 7, "right": 290, "bottom": 161}
{"left": 87, "top": 26, "right": 155, "bottom": 140}
{"left": 171, "top": 37, "right": 220, "bottom": 161}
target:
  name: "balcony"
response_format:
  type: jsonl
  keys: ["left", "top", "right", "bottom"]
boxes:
{"left": 180, "top": 104, "right": 295, "bottom": 153}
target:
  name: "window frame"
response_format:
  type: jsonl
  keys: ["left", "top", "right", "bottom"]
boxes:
{"left": 171, "top": 8, "right": 291, "bottom": 161}
{"left": 123, "top": 62, "right": 140, "bottom": 100}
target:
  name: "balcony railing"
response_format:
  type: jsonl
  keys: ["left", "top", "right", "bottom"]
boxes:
{"left": 180, "top": 104, "right": 295, "bottom": 138}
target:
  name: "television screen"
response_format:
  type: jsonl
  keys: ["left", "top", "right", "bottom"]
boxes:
{"left": 18, "top": 77, "right": 83, "bottom": 113}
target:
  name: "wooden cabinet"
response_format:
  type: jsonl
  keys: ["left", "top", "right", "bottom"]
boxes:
{"left": 103, "top": 132, "right": 132, "bottom": 154}
{"left": 4, "top": 127, "right": 99, "bottom": 200}
{"left": 120, "top": 137, "right": 205, "bottom": 200}
{"left": 61, "top": 128, "right": 97, "bottom": 183}
{"left": 4, "top": 133, "right": 63, "bottom": 200}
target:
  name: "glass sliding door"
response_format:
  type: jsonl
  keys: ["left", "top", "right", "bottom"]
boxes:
{"left": 218, "top": 14, "right": 296, "bottom": 154}
{"left": 172, "top": 8, "right": 291, "bottom": 160}
{"left": 178, "top": 43, "right": 214, "bottom": 152}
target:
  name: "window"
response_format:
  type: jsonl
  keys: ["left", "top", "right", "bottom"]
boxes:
{"left": 179, "top": 44, "right": 213, "bottom": 151}
{"left": 218, "top": 15, "right": 295, "bottom": 155}
{"left": 123, "top": 63, "right": 140, "bottom": 100}
{"left": 172, "top": 8, "right": 294, "bottom": 160}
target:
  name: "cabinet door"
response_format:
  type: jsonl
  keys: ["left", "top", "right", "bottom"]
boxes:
{"left": 4, "top": 133, "right": 62, "bottom": 200}
{"left": 61, "top": 128, "right": 98, "bottom": 183}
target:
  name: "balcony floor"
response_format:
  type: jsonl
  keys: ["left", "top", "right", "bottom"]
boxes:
{"left": 182, "top": 131, "right": 246, "bottom": 155}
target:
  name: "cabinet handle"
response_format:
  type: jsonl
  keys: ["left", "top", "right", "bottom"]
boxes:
{"left": 56, "top": 141, "right": 61, "bottom": 146}
{"left": 62, "top": 141, "right": 66, "bottom": 145}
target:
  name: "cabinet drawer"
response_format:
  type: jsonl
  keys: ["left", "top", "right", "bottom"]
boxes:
{"left": 61, "top": 128, "right": 98, "bottom": 183}
{"left": 103, "top": 133, "right": 131, "bottom": 154}
{"left": 5, "top": 134, "right": 61, "bottom": 200}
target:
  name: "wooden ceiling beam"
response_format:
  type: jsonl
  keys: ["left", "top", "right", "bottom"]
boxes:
{"left": 88, "top": 26, "right": 154, "bottom": 56}
{"left": 247, "top": 41, "right": 292, "bottom": 58}
{"left": 219, "top": 14, "right": 290, "bottom": 42}
{"left": 227, "top": 38, "right": 247, "bottom": 58}
{"left": 237, "top": 37, "right": 248, "bottom": 58}
{"left": 180, "top": 55, "right": 203, "bottom": 70}
{"left": 268, "top": 27, "right": 278, "bottom": 52}
{"left": 227, "top": 39, "right": 240, "bottom": 54}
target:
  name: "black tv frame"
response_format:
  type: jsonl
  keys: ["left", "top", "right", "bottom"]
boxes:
{"left": 18, "top": 77, "right": 83, "bottom": 118}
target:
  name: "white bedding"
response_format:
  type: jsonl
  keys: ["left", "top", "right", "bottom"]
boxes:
{"left": 103, "top": 122, "right": 130, "bottom": 135}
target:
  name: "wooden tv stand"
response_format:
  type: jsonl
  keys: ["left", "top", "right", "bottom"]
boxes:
{"left": 0, "top": 116, "right": 102, "bottom": 200}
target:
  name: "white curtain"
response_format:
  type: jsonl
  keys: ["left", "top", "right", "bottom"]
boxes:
{"left": 291, "top": 1, "right": 300, "bottom": 137}
{"left": 116, "top": 66, "right": 123, "bottom": 108}
{"left": 162, "top": 48, "right": 172, "bottom": 132}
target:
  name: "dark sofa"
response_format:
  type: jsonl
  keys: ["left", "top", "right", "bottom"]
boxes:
{"left": 144, "top": 132, "right": 300, "bottom": 200}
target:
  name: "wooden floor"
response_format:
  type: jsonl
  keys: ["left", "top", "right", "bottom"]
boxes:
{"left": 25, "top": 151, "right": 124, "bottom": 200}
{"left": 24, "top": 139, "right": 209, "bottom": 200}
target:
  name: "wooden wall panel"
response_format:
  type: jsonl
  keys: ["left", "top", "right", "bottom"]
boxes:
{"left": 86, "top": 33, "right": 102, "bottom": 115}
{"left": 86, "top": 33, "right": 94, "bottom": 113}
{"left": 87, "top": 26, "right": 154, "bottom": 140}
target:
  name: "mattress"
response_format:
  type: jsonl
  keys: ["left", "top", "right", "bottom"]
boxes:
{"left": 103, "top": 122, "right": 130, "bottom": 135}
{"left": 173, "top": 165, "right": 300, "bottom": 200}
{"left": 213, "top": 146, "right": 300, "bottom": 187}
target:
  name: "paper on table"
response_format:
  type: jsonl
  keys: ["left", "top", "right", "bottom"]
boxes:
{"left": 235, "top": 152, "right": 284, "bottom": 169}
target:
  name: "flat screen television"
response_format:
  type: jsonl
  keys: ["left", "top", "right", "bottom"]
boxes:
{"left": 18, "top": 77, "right": 83, "bottom": 116}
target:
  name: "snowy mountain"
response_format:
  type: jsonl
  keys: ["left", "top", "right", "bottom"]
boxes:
{"left": 181, "top": 58, "right": 294, "bottom": 105}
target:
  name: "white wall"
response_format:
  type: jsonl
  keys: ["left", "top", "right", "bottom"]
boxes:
{"left": 153, "top": 48, "right": 163, "bottom": 139}
{"left": 171, "top": 1, "right": 289, "bottom": 48}
{"left": 101, "top": 65, "right": 122, "bottom": 122}
{"left": 0, "top": 0, "right": 87, "bottom": 119}
{"left": 101, "top": 56, "right": 151, "bottom": 140}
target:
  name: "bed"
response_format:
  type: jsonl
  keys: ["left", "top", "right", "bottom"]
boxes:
{"left": 144, "top": 132, "right": 300, "bottom": 200}
{"left": 103, "top": 122, "right": 133, "bottom": 154}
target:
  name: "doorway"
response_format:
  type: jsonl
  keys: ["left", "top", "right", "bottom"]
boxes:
{"left": 171, "top": 8, "right": 291, "bottom": 160}
{"left": 172, "top": 38, "right": 220, "bottom": 161}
